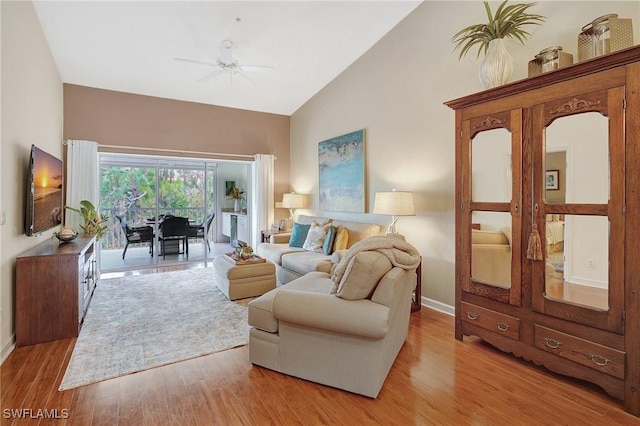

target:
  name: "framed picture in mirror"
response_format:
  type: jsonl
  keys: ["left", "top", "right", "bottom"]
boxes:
{"left": 546, "top": 170, "right": 559, "bottom": 190}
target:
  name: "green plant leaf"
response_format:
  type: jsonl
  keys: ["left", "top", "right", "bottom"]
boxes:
{"left": 451, "top": 0, "right": 545, "bottom": 60}
{"left": 64, "top": 199, "right": 110, "bottom": 239}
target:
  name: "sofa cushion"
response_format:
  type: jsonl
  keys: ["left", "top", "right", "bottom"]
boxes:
{"left": 322, "top": 225, "right": 337, "bottom": 255}
{"left": 303, "top": 220, "right": 332, "bottom": 252}
{"left": 282, "top": 251, "right": 332, "bottom": 275}
{"left": 248, "top": 272, "right": 333, "bottom": 333}
{"left": 471, "top": 229, "right": 509, "bottom": 245}
{"left": 289, "top": 223, "right": 311, "bottom": 248}
{"left": 500, "top": 226, "right": 512, "bottom": 247}
{"left": 333, "top": 227, "right": 349, "bottom": 251}
{"left": 296, "top": 215, "right": 380, "bottom": 249}
{"left": 257, "top": 242, "right": 305, "bottom": 266}
{"left": 331, "top": 220, "right": 379, "bottom": 248}
{"left": 272, "top": 290, "right": 390, "bottom": 339}
{"left": 335, "top": 251, "right": 393, "bottom": 300}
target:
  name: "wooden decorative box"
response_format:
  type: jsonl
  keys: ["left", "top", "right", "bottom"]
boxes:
{"left": 223, "top": 253, "right": 266, "bottom": 265}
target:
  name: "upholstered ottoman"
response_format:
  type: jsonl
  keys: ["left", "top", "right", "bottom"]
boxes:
{"left": 213, "top": 255, "right": 276, "bottom": 300}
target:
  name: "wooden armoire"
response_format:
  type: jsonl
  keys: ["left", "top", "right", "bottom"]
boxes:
{"left": 446, "top": 45, "right": 640, "bottom": 416}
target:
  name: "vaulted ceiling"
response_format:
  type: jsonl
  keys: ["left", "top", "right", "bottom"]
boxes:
{"left": 33, "top": 1, "right": 421, "bottom": 116}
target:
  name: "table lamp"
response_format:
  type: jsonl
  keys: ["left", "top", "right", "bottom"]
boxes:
{"left": 281, "top": 193, "right": 304, "bottom": 229}
{"left": 373, "top": 190, "right": 415, "bottom": 236}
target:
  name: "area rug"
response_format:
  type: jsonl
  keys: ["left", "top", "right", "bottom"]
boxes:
{"left": 548, "top": 252, "right": 564, "bottom": 272}
{"left": 59, "top": 267, "right": 250, "bottom": 390}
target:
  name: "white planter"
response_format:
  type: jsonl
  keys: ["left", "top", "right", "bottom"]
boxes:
{"left": 478, "top": 38, "right": 514, "bottom": 89}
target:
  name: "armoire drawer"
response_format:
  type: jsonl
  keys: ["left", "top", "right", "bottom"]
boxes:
{"left": 534, "top": 325, "right": 625, "bottom": 379}
{"left": 461, "top": 302, "right": 520, "bottom": 340}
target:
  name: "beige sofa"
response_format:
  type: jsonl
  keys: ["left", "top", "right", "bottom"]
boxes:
{"left": 472, "top": 229, "right": 512, "bottom": 288}
{"left": 248, "top": 245, "right": 418, "bottom": 398}
{"left": 256, "top": 215, "right": 381, "bottom": 285}
{"left": 472, "top": 228, "right": 554, "bottom": 286}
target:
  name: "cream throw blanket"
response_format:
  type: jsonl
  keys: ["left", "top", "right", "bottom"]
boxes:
{"left": 331, "top": 236, "right": 421, "bottom": 289}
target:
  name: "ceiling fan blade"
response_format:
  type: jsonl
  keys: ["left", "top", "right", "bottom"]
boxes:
{"left": 198, "top": 70, "right": 224, "bottom": 83}
{"left": 235, "top": 71, "right": 257, "bottom": 86}
{"left": 239, "top": 64, "right": 274, "bottom": 73}
{"left": 174, "top": 57, "right": 218, "bottom": 67}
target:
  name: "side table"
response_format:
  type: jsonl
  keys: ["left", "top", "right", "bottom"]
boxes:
{"left": 261, "top": 230, "right": 282, "bottom": 243}
{"left": 411, "top": 257, "right": 422, "bottom": 313}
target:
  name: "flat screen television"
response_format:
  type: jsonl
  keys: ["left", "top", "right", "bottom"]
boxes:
{"left": 25, "top": 144, "right": 63, "bottom": 236}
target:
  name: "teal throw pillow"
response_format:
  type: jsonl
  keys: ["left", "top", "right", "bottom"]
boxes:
{"left": 322, "top": 226, "right": 337, "bottom": 255}
{"left": 289, "top": 223, "right": 311, "bottom": 248}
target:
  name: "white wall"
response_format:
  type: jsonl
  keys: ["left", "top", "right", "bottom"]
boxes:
{"left": 290, "top": 1, "right": 640, "bottom": 309}
{"left": 1, "top": 1, "right": 63, "bottom": 362}
{"left": 216, "top": 162, "right": 250, "bottom": 242}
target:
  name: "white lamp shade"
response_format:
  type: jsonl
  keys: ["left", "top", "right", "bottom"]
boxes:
{"left": 373, "top": 191, "right": 415, "bottom": 216}
{"left": 281, "top": 193, "right": 304, "bottom": 209}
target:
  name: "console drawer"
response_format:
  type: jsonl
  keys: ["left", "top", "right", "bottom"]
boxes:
{"left": 534, "top": 325, "right": 625, "bottom": 379}
{"left": 461, "top": 302, "right": 520, "bottom": 340}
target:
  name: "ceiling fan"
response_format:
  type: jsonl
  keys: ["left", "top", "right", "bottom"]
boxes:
{"left": 174, "top": 39, "right": 274, "bottom": 85}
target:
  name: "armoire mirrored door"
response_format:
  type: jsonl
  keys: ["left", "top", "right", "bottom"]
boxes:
{"left": 530, "top": 87, "right": 625, "bottom": 334}
{"left": 460, "top": 109, "right": 522, "bottom": 306}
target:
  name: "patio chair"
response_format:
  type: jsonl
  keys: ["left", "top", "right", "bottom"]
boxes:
{"left": 115, "top": 215, "right": 155, "bottom": 259}
{"left": 159, "top": 216, "right": 189, "bottom": 259}
{"left": 188, "top": 212, "right": 215, "bottom": 252}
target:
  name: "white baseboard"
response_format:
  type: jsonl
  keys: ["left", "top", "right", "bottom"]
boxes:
{"left": 421, "top": 296, "right": 455, "bottom": 316}
{"left": 1, "top": 334, "right": 16, "bottom": 365}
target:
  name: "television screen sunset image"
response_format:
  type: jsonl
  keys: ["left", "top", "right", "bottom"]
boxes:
{"left": 32, "top": 147, "right": 63, "bottom": 233}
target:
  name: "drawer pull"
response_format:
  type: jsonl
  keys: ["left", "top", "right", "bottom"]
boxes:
{"left": 589, "top": 354, "right": 611, "bottom": 367}
{"left": 544, "top": 337, "right": 561, "bottom": 349}
{"left": 466, "top": 312, "right": 479, "bottom": 320}
{"left": 496, "top": 322, "right": 510, "bottom": 332}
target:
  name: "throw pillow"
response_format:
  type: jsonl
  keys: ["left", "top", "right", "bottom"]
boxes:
{"left": 333, "top": 227, "right": 349, "bottom": 251}
{"left": 322, "top": 225, "right": 338, "bottom": 255}
{"left": 302, "top": 220, "right": 333, "bottom": 252}
{"left": 335, "top": 251, "right": 392, "bottom": 300}
{"left": 289, "top": 223, "right": 311, "bottom": 248}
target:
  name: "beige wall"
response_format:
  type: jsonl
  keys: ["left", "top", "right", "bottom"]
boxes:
{"left": 290, "top": 1, "right": 640, "bottom": 310}
{"left": 2, "top": 8, "right": 291, "bottom": 362}
{"left": 1, "top": 1, "right": 64, "bottom": 361}
{"left": 63, "top": 84, "right": 291, "bottom": 202}
{"left": 2, "top": 0, "right": 638, "bottom": 361}
{"left": 545, "top": 151, "right": 566, "bottom": 205}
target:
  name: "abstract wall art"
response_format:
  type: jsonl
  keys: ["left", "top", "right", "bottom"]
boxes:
{"left": 318, "top": 129, "right": 365, "bottom": 212}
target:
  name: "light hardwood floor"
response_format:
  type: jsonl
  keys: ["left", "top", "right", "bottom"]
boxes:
{"left": 2, "top": 274, "right": 640, "bottom": 424}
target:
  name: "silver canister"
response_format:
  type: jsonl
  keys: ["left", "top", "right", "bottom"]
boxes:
{"left": 592, "top": 14, "right": 615, "bottom": 57}
{"left": 578, "top": 14, "right": 634, "bottom": 61}
{"left": 528, "top": 46, "right": 573, "bottom": 77}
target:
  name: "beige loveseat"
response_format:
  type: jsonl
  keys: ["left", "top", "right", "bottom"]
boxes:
{"left": 256, "top": 215, "right": 381, "bottom": 285}
{"left": 472, "top": 228, "right": 555, "bottom": 286}
{"left": 472, "top": 229, "right": 512, "bottom": 288}
{"left": 248, "top": 237, "right": 419, "bottom": 397}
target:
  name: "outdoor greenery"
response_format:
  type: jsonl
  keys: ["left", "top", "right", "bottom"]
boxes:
{"left": 99, "top": 166, "right": 213, "bottom": 220}
{"left": 451, "top": 0, "right": 545, "bottom": 59}
{"left": 99, "top": 165, "right": 216, "bottom": 248}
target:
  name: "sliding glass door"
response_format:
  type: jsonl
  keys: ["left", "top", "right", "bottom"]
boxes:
{"left": 156, "top": 159, "right": 215, "bottom": 264}
{"left": 99, "top": 154, "right": 221, "bottom": 272}
{"left": 100, "top": 162, "right": 158, "bottom": 270}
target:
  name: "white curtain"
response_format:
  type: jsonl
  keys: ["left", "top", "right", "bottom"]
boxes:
{"left": 65, "top": 140, "right": 99, "bottom": 231}
{"left": 251, "top": 154, "right": 275, "bottom": 248}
